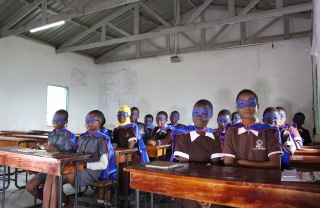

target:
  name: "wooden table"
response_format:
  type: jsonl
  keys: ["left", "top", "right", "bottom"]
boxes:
{"left": 295, "top": 148, "right": 320, "bottom": 156}
{"left": 290, "top": 155, "right": 320, "bottom": 171}
{"left": 146, "top": 145, "right": 171, "bottom": 160}
{"left": 9, "top": 134, "right": 48, "bottom": 144}
{"left": 124, "top": 162, "right": 320, "bottom": 208}
{"left": 0, "top": 147, "right": 90, "bottom": 208}
{"left": 0, "top": 136, "right": 36, "bottom": 147}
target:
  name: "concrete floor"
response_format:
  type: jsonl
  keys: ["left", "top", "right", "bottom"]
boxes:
{"left": 0, "top": 168, "right": 178, "bottom": 208}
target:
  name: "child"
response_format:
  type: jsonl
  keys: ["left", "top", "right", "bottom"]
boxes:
{"left": 293, "top": 112, "right": 313, "bottom": 145}
{"left": 167, "top": 111, "right": 185, "bottom": 129}
{"left": 173, "top": 99, "right": 222, "bottom": 208}
{"left": 262, "top": 107, "right": 296, "bottom": 169}
{"left": 42, "top": 110, "right": 113, "bottom": 208}
{"left": 215, "top": 109, "right": 231, "bottom": 144}
{"left": 223, "top": 89, "right": 283, "bottom": 170}
{"left": 231, "top": 111, "right": 242, "bottom": 124}
{"left": 26, "top": 109, "right": 76, "bottom": 202}
{"left": 276, "top": 106, "right": 303, "bottom": 150}
{"left": 144, "top": 114, "right": 156, "bottom": 139}
{"left": 113, "top": 105, "right": 149, "bottom": 196}
{"left": 147, "top": 111, "right": 174, "bottom": 161}
{"left": 130, "top": 107, "right": 147, "bottom": 143}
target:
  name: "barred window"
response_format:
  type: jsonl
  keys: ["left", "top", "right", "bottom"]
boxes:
{"left": 46, "top": 85, "right": 68, "bottom": 126}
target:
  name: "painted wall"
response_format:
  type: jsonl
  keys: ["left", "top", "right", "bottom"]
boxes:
{"left": 0, "top": 36, "right": 99, "bottom": 133}
{"left": 98, "top": 37, "right": 314, "bottom": 139}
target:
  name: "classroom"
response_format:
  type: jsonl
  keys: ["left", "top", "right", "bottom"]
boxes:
{"left": 0, "top": 0, "right": 320, "bottom": 208}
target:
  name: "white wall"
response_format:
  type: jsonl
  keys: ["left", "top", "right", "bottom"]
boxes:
{"left": 98, "top": 37, "right": 314, "bottom": 137}
{"left": 0, "top": 36, "right": 100, "bottom": 133}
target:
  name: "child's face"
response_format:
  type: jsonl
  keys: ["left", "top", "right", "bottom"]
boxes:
{"left": 117, "top": 111, "right": 129, "bottom": 124}
{"left": 130, "top": 109, "right": 139, "bottom": 123}
{"left": 85, "top": 113, "right": 101, "bottom": 131}
{"left": 293, "top": 115, "right": 305, "bottom": 126}
{"left": 278, "top": 110, "right": 287, "bottom": 126}
{"left": 170, "top": 113, "right": 179, "bottom": 124}
{"left": 52, "top": 113, "right": 67, "bottom": 129}
{"left": 156, "top": 114, "right": 167, "bottom": 128}
{"left": 231, "top": 113, "right": 242, "bottom": 124}
{"left": 144, "top": 117, "right": 153, "bottom": 126}
{"left": 236, "top": 92, "right": 259, "bottom": 120}
{"left": 262, "top": 111, "right": 281, "bottom": 126}
{"left": 192, "top": 103, "right": 212, "bottom": 129}
{"left": 217, "top": 114, "right": 230, "bottom": 131}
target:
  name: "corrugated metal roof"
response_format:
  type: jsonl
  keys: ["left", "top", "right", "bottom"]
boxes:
{"left": 0, "top": 0, "right": 312, "bottom": 62}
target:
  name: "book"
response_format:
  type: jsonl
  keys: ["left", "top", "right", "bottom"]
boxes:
{"left": 281, "top": 169, "right": 320, "bottom": 182}
{"left": 145, "top": 161, "right": 184, "bottom": 169}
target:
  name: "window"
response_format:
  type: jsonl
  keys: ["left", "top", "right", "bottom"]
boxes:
{"left": 46, "top": 85, "right": 68, "bottom": 126}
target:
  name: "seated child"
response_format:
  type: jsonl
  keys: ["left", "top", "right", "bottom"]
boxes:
{"left": 223, "top": 89, "right": 283, "bottom": 170}
{"left": 167, "top": 111, "right": 185, "bottom": 129}
{"left": 276, "top": 106, "right": 303, "bottom": 150}
{"left": 42, "top": 110, "right": 114, "bottom": 208}
{"left": 26, "top": 109, "right": 76, "bottom": 202}
{"left": 173, "top": 99, "right": 222, "bottom": 208}
{"left": 144, "top": 114, "right": 156, "bottom": 139}
{"left": 231, "top": 111, "right": 242, "bottom": 124}
{"left": 293, "top": 112, "right": 313, "bottom": 145}
{"left": 215, "top": 109, "right": 231, "bottom": 144}
{"left": 113, "top": 105, "right": 149, "bottom": 196}
{"left": 262, "top": 107, "right": 296, "bottom": 169}
{"left": 130, "top": 107, "right": 147, "bottom": 143}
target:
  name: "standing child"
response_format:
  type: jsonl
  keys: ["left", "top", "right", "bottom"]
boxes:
{"left": 231, "top": 111, "right": 242, "bottom": 124}
{"left": 167, "top": 111, "right": 185, "bottom": 129}
{"left": 26, "top": 109, "right": 76, "bottom": 202}
{"left": 173, "top": 99, "right": 222, "bottom": 208}
{"left": 223, "top": 89, "right": 283, "bottom": 170}
{"left": 293, "top": 112, "right": 313, "bottom": 145}
{"left": 42, "top": 110, "right": 113, "bottom": 208}
{"left": 144, "top": 114, "right": 156, "bottom": 140}
{"left": 130, "top": 107, "right": 147, "bottom": 143}
{"left": 215, "top": 109, "right": 231, "bottom": 144}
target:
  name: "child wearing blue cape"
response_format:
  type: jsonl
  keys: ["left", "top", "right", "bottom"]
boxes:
{"left": 215, "top": 109, "right": 231, "bottom": 145}
{"left": 130, "top": 107, "right": 147, "bottom": 143}
{"left": 167, "top": 111, "right": 186, "bottom": 129}
{"left": 172, "top": 99, "right": 222, "bottom": 208}
{"left": 223, "top": 89, "right": 283, "bottom": 170}
{"left": 144, "top": 114, "right": 156, "bottom": 139}
{"left": 262, "top": 107, "right": 296, "bottom": 170}
{"left": 113, "top": 105, "right": 149, "bottom": 196}
{"left": 231, "top": 111, "right": 242, "bottom": 124}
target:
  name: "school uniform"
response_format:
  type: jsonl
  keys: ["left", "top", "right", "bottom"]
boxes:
{"left": 150, "top": 125, "right": 174, "bottom": 161}
{"left": 133, "top": 121, "right": 147, "bottom": 143}
{"left": 173, "top": 126, "right": 222, "bottom": 208}
{"left": 298, "top": 126, "right": 312, "bottom": 145}
{"left": 146, "top": 125, "right": 156, "bottom": 139}
{"left": 280, "top": 124, "right": 303, "bottom": 150}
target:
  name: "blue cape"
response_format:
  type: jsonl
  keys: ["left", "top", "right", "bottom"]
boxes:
{"left": 119, "top": 123, "right": 150, "bottom": 163}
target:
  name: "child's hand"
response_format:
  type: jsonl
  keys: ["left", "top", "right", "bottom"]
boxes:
{"left": 147, "top": 140, "right": 156, "bottom": 146}
{"left": 288, "top": 126, "right": 300, "bottom": 137}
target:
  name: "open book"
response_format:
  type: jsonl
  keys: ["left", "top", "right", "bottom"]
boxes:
{"left": 281, "top": 169, "right": 320, "bottom": 182}
{"left": 145, "top": 161, "right": 184, "bottom": 169}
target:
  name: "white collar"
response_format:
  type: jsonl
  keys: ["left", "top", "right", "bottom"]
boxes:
{"left": 190, "top": 131, "right": 215, "bottom": 142}
{"left": 237, "top": 117, "right": 259, "bottom": 136}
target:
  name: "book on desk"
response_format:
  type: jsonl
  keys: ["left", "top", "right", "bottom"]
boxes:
{"left": 281, "top": 169, "right": 320, "bottom": 182}
{"left": 145, "top": 161, "right": 184, "bottom": 169}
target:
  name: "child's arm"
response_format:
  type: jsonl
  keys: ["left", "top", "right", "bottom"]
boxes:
{"left": 281, "top": 129, "right": 296, "bottom": 155}
{"left": 288, "top": 126, "right": 303, "bottom": 150}
{"left": 236, "top": 154, "right": 281, "bottom": 169}
{"left": 146, "top": 129, "right": 157, "bottom": 146}
{"left": 86, "top": 153, "right": 108, "bottom": 170}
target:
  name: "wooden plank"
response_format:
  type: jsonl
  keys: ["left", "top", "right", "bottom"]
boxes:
{"left": 114, "top": 147, "right": 137, "bottom": 164}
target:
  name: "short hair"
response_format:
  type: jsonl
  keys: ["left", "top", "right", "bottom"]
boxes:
{"left": 236, "top": 89, "right": 259, "bottom": 103}
{"left": 144, "top": 114, "right": 153, "bottom": 120}
{"left": 232, "top": 111, "right": 239, "bottom": 117}
{"left": 263, "top": 107, "right": 278, "bottom": 117}
{"left": 88, "top": 110, "right": 105, "bottom": 127}
{"left": 55, "top": 109, "right": 68, "bottom": 120}
{"left": 194, "top": 99, "right": 213, "bottom": 112}
{"left": 131, "top": 107, "right": 139, "bottom": 113}
{"left": 157, "top": 111, "right": 168, "bottom": 119}
{"left": 294, "top": 112, "right": 305, "bottom": 119}
{"left": 218, "top": 109, "right": 231, "bottom": 117}
{"left": 170, "top": 111, "right": 180, "bottom": 116}
{"left": 276, "top": 106, "right": 287, "bottom": 114}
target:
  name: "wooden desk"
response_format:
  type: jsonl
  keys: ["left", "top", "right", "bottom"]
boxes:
{"left": 0, "top": 136, "right": 36, "bottom": 147}
{"left": 114, "top": 147, "right": 137, "bottom": 165}
{"left": 295, "top": 148, "right": 320, "bottom": 156}
{"left": 146, "top": 145, "right": 171, "bottom": 159}
{"left": 125, "top": 163, "right": 320, "bottom": 208}
{"left": 32, "top": 130, "right": 52, "bottom": 134}
{"left": 9, "top": 134, "right": 48, "bottom": 144}
{"left": 1, "top": 130, "right": 39, "bottom": 135}
{"left": 303, "top": 145, "right": 320, "bottom": 149}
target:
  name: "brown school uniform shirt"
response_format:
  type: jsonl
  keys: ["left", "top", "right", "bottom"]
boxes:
{"left": 174, "top": 130, "right": 222, "bottom": 164}
{"left": 222, "top": 126, "right": 282, "bottom": 161}
{"left": 113, "top": 126, "right": 138, "bottom": 148}
{"left": 150, "top": 126, "right": 172, "bottom": 146}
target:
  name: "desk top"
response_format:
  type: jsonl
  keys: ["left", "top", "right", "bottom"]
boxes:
{"left": 125, "top": 163, "right": 320, "bottom": 207}
{"left": 0, "top": 147, "right": 90, "bottom": 176}
{"left": 290, "top": 155, "right": 320, "bottom": 164}
{"left": 0, "top": 136, "right": 36, "bottom": 142}
{"left": 295, "top": 148, "right": 320, "bottom": 155}
{"left": 10, "top": 134, "right": 48, "bottom": 139}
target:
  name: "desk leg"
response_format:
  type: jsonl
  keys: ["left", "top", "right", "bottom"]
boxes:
{"left": 59, "top": 175, "right": 63, "bottom": 208}
{"left": 75, "top": 162, "right": 79, "bottom": 208}
{"left": 125, "top": 155, "right": 129, "bottom": 208}
{"left": 135, "top": 189, "right": 139, "bottom": 208}
{"left": 2, "top": 166, "right": 6, "bottom": 208}
{"left": 150, "top": 193, "right": 154, "bottom": 208}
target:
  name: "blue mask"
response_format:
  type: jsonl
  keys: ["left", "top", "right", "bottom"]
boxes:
{"left": 156, "top": 115, "right": 167, "bottom": 122}
{"left": 131, "top": 112, "right": 139, "bottom": 117}
{"left": 279, "top": 112, "right": 287, "bottom": 120}
{"left": 236, "top": 96, "right": 257, "bottom": 109}
{"left": 117, "top": 111, "right": 129, "bottom": 118}
{"left": 85, "top": 116, "right": 97, "bottom": 124}
{"left": 170, "top": 113, "right": 179, "bottom": 119}
{"left": 192, "top": 107, "right": 211, "bottom": 119}
{"left": 53, "top": 115, "right": 65, "bottom": 124}
{"left": 263, "top": 113, "right": 281, "bottom": 123}
{"left": 145, "top": 119, "right": 153, "bottom": 125}
{"left": 217, "top": 116, "right": 230, "bottom": 125}
{"left": 232, "top": 114, "right": 241, "bottom": 121}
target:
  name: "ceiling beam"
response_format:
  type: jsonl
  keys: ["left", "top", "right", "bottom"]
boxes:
{"left": 246, "top": 17, "right": 282, "bottom": 42}
{"left": 0, "top": 0, "right": 141, "bottom": 38}
{"left": 184, "top": 0, "right": 213, "bottom": 24}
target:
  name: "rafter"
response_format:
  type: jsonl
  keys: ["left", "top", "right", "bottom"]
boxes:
{"left": 184, "top": 0, "right": 213, "bottom": 24}
{"left": 246, "top": 17, "right": 282, "bottom": 42}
